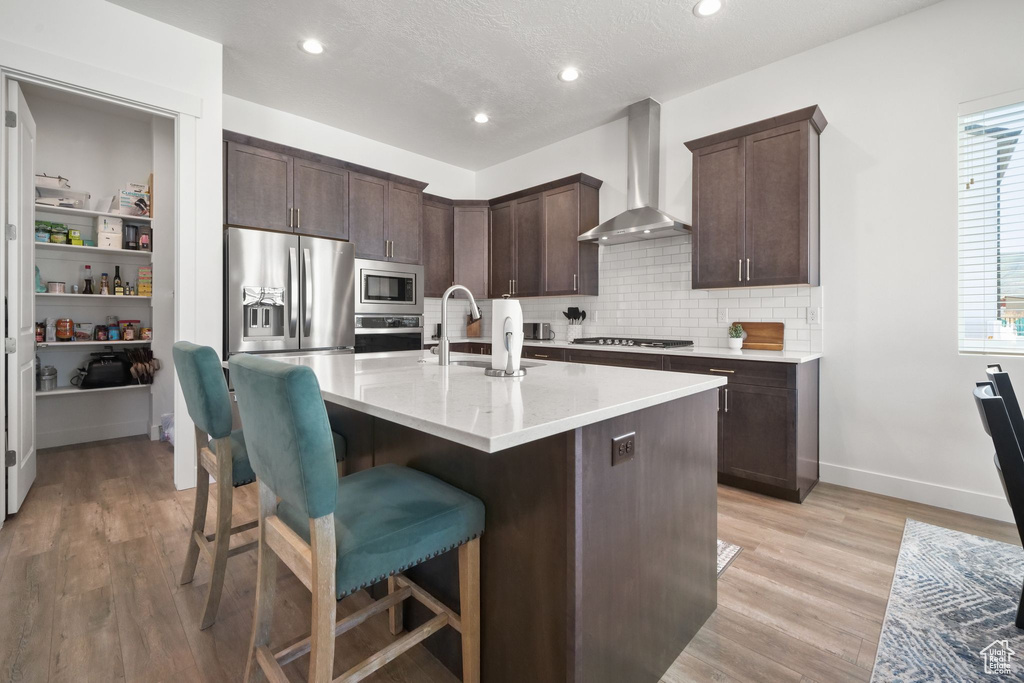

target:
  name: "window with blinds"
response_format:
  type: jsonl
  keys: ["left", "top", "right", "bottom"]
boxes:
{"left": 959, "top": 96, "right": 1024, "bottom": 354}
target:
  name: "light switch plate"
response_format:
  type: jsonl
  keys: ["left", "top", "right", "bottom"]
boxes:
{"left": 612, "top": 432, "right": 636, "bottom": 466}
{"left": 717, "top": 309, "right": 729, "bottom": 324}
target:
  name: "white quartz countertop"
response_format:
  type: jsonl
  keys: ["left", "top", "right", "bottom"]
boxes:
{"left": 426, "top": 338, "right": 822, "bottom": 364}
{"left": 257, "top": 350, "right": 726, "bottom": 453}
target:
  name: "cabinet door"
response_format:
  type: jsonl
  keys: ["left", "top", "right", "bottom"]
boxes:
{"left": 388, "top": 181, "right": 423, "bottom": 264}
{"left": 489, "top": 201, "right": 515, "bottom": 298}
{"left": 225, "top": 141, "right": 293, "bottom": 231}
{"left": 692, "top": 138, "right": 745, "bottom": 289}
{"left": 293, "top": 158, "right": 348, "bottom": 240}
{"left": 349, "top": 172, "right": 388, "bottom": 260}
{"left": 513, "top": 193, "right": 543, "bottom": 297}
{"left": 744, "top": 122, "right": 808, "bottom": 286}
{"left": 564, "top": 349, "right": 664, "bottom": 371}
{"left": 721, "top": 384, "right": 794, "bottom": 489}
{"left": 542, "top": 184, "right": 579, "bottom": 295}
{"left": 422, "top": 199, "right": 454, "bottom": 297}
{"left": 454, "top": 206, "right": 489, "bottom": 299}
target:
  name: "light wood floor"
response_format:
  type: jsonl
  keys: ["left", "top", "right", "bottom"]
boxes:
{"left": 0, "top": 437, "right": 1017, "bottom": 683}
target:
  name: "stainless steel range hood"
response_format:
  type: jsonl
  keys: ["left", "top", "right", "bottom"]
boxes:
{"left": 579, "top": 98, "right": 690, "bottom": 245}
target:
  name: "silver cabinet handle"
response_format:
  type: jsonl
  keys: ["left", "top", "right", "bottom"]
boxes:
{"left": 513, "top": 279, "right": 517, "bottom": 295}
{"left": 710, "top": 368, "right": 735, "bottom": 374}
{"left": 296, "top": 207, "right": 301, "bottom": 230}
{"left": 508, "top": 279, "right": 512, "bottom": 295}
{"left": 738, "top": 259, "right": 742, "bottom": 281}
{"left": 288, "top": 247, "right": 298, "bottom": 337}
{"left": 724, "top": 388, "right": 729, "bottom": 413}
{"left": 288, "top": 207, "right": 294, "bottom": 229}
{"left": 746, "top": 258, "right": 750, "bottom": 281}
{"left": 533, "top": 354, "right": 549, "bottom": 358}
{"left": 303, "top": 248, "right": 313, "bottom": 337}
{"left": 573, "top": 273, "right": 577, "bottom": 291}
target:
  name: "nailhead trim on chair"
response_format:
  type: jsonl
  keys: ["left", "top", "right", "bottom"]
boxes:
{"left": 337, "top": 531, "right": 483, "bottom": 599}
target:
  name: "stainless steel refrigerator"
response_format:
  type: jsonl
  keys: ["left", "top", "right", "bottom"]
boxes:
{"left": 224, "top": 227, "right": 355, "bottom": 356}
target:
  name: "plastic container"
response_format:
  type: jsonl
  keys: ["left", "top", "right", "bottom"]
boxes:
{"left": 39, "top": 366, "right": 57, "bottom": 392}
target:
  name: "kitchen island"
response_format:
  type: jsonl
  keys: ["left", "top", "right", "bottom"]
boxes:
{"left": 268, "top": 350, "right": 726, "bottom": 683}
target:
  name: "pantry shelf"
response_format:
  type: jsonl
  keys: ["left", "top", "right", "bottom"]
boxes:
{"left": 35, "top": 242, "right": 153, "bottom": 260}
{"left": 35, "top": 204, "right": 152, "bottom": 223}
{"left": 36, "top": 383, "right": 151, "bottom": 398}
{"left": 36, "top": 292, "right": 151, "bottom": 301}
{"left": 36, "top": 339, "right": 152, "bottom": 349}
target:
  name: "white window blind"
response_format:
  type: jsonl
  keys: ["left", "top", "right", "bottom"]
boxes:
{"left": 959, "top": 97, "right": 1024, "bottom": 354}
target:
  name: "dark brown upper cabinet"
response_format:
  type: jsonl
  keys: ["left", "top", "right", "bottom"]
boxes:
{"left": 223, "top": 131, "right": 428, "bottom": 262}
{"left": 489, "top": 200, "right": 515, "bottom": 298}
{"left": 348, "top": 172, "right": 388, "bottom": 260}
{"left": 387, "top": 181, "right": 423, "bottom": 264}
{"left": 225, "top": 141, "right": 293, "bottom": 232}
{"left": 453, "top": 202, "right": 490, "bottom": 300}
{"left": 486, "top": 174, "right": 602, "bottom": 299}
{"left": 422, "top": 195, "right": 454, "bottom": 297}
{"left": 685, "top": 106, "right": 826, "bottom": 290}
{"left": 292, "top": 158, "right": 348, "bottom": 240}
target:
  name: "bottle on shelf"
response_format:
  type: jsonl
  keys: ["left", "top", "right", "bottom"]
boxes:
{"left": 113, "top": 266, "right": 123, "bottom": 296}
{"left": 100, "top": 273, "right": 109, "bottom": 295}
{"left": 82, "top": 264, "right": 93, "bottom": 295}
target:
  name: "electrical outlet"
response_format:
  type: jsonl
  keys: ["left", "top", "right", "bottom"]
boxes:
{"left": 808, "top": 307, "right": 821, "bottom": 325}
{"left": 612, "top": 432, "right": 637, "bottom": 466}
{"left": 717, "top": 309, "right": 729, "bottom": 324}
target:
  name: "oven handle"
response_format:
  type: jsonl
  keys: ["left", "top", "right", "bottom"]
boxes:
{"left": 354, "top": 327, "right": 424, "bottom": 335}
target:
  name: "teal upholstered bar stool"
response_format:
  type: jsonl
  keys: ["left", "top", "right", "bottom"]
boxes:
{"left": 229, "top": 353, "right": 484, "bottom": 683}
{"left": 173, "top": 341, "right": 348, "bottom": 630}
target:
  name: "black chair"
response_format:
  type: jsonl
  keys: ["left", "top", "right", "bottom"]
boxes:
{"left": 973, "top": 380, "right": 1024, "bottom": 628}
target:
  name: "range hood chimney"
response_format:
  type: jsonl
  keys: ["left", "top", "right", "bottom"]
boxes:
{"left": 578, "top": 98, "right": 690, "bottom": 245}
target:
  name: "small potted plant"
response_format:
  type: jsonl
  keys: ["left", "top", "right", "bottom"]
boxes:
{"left": 727, "top": 322, "right": 744, "bottom": 350}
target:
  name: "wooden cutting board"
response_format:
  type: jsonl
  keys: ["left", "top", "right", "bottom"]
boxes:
{"left": 735, "top": 321, "right": 784, "bottom": 350}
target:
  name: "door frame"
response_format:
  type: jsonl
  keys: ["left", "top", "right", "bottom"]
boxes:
{"left": 0, "top": 61, "right": 203, "bottom": 513}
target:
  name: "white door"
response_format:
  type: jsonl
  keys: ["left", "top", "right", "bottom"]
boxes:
{"left": 5, "top": 81, "right": 36, "bottom": 514}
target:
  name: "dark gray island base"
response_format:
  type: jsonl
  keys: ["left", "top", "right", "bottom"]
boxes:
{"left": 329, "top": 389, "right": 718, "bottom": 683}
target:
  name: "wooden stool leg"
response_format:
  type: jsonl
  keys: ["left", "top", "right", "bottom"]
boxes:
{"left": 199, "top": 441, "right": 234, "bottom": 630}
{"left": 308, "top": 514, "right": 337, "bottom": 683}
{"left": 458, "top": 538, "right": 481, "bottom": 683}
{"left": 180, "top": 444, "right": 209, "bottom": 585}
{"left": 246, "top": 481, "right": 278, "bottom": 683}
{"left": 387, "top": 575, "right": 405, "bottom": 635}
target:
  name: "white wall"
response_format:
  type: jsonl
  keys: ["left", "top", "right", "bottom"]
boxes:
{"left": 224, "top": 96, "right": 476, "bottom": 198}
{"left": 474, "top": 0, "right": 1024, "bottom": 522}
{"left": 0, "top": 0, "right": 223, "bottom": 489}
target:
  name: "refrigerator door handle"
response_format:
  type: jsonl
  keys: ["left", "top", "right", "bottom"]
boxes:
{"left": 303, "top": 248, "right": 313, "bottom": 337}
{"left": 288, "top": 247, "right": 298, "bottom": 338}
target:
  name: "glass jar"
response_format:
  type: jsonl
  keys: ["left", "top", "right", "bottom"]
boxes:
{"left": 55, "top": 318, "right": 74, "bottom": 342}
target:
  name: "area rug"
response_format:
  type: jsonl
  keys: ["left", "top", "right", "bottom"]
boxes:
{"left": 872, "top": 519, "right": 1024, "bottom": 681}
{"left": 717, "top": 539, "right": 741, "bottom": 578}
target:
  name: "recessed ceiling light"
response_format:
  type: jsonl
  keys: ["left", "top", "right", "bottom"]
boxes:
{"left": 558, "top": 67, "right": 580, "bottom": 82}
{"left": 643, "top": 229, "right": 651, "bottom": 234}
{"left": 474, "top": 113, "right": 490, "bottom": 124}
{"left": 601, "top": 236, "right": 609, "bottom": 240}
{"left": 300, "top": 38, "right": 325, "bottom": 55}
{"left": 693, "top": 0, "right": 722, "bottom": 17}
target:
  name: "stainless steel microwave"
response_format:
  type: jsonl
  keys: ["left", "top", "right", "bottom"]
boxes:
{"left": 355, "top": 259, "right": 424, "bottom": 315}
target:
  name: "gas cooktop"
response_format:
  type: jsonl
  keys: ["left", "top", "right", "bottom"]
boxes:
{"left": 570, "top": 337, "right": 694, "bottom": 349}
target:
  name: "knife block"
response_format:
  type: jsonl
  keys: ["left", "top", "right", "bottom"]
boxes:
{"left": 466, "top": 315, "right": 482, "bottom": 338}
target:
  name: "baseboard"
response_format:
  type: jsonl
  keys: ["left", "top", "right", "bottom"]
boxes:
{"left": 820, "top": 462, "right": 1014, "bottom": 523}
{"left": 37, "top": 420, "right": 150, "bottom": 450}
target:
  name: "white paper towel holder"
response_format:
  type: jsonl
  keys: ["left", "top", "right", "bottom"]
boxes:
{"left": 485, "top": 299, "right": 527, "bottom": 378}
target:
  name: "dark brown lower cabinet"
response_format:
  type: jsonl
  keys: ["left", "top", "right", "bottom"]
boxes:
{"left": 667, "top": 356, "right": 819, "bottom": 502}
{"left": 565, "top": 348, "right": 664, "bottom": 371}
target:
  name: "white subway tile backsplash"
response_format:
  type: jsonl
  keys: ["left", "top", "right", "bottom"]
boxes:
{"left": 425, "top": 234, "right": 823, "bottom": 353}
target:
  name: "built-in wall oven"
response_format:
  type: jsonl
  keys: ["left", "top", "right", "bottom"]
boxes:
{"left": 354, "top": 259, "right": 424, "bottom": 353}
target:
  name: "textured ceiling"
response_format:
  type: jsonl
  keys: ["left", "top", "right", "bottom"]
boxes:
{"left": 109, "top": 0, "right": 940, "bottom": 170}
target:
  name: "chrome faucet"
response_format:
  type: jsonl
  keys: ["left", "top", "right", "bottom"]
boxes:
{"left": 435, "top": 285, "right": 481, "bottom": 366}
